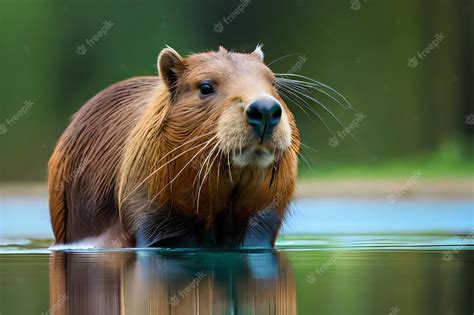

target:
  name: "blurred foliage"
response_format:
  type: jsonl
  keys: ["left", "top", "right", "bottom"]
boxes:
{"left": 300, "top": 138, "right": 474, "bottom": 178}
{"left": 0, "top": 0, "right": 472, "bottom": 181}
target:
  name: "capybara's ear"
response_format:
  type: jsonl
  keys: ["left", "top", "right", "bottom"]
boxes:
{"left": 158, "top": 47, "right": 183, "bottom": 97}
{"left": 251, "top": 44, "right": 264, "bottom": 61}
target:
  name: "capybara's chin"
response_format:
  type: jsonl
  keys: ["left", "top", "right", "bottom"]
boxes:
{"left": 48, "top": 45, "right": 300, "bottom": 249}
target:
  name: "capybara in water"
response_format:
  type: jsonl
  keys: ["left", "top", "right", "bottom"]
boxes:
{"left": 48, "top": 46, "right": 300, "bottom": 248}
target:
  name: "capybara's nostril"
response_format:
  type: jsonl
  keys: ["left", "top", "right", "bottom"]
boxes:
{"left": 246, "top": 98, "right": 282, "bottom": 140}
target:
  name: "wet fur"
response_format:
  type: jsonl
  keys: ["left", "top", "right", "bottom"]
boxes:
{"left": 48, "top": 48, "right": 299, "bottom": 247}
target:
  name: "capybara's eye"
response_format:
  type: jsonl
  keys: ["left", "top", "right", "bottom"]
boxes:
{"left": 199, "top": 81, "right": 215, "bottom": 95}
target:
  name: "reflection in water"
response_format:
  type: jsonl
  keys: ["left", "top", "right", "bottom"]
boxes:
{"left": 49, "top": 251, "right": 296, "bottom": 315}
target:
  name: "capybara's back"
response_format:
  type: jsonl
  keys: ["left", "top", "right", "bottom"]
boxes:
{"left": 48, "top": 76, "right": 160, "bottom": 243}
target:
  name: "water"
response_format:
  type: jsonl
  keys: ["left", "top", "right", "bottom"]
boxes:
{"left": 1, "top": 197, "right": 473, "bottom": 314}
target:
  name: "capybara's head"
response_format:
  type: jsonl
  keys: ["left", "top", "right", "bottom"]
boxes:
{"left": 158, "top": 46, "right": 298, "bottom": 169}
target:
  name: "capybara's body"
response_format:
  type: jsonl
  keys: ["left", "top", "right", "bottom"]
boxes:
{"left": 48, "top": 47, "right": 299, "bottom": 248}
{"left": 48, "top": 77, "right": 159, "bottom": 244}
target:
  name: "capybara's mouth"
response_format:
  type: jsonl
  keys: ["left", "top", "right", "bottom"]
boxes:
{"left": 231, "top": 144, "right": 276, "bottom": 168}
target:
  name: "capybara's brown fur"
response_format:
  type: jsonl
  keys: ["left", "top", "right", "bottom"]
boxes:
{"left": 48, "top": 46, "right": 300, "bottom": 248}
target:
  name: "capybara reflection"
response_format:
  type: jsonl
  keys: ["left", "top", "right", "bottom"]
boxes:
{"left": 48, "top": 251, "right": 297, "bottom": 314}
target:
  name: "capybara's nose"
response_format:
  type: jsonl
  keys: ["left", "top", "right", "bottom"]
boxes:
{"left": 246, "top": 98, "right": 282, "bottom": 140}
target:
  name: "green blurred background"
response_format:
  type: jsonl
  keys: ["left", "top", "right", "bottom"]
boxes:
{"left": 0, "top": 0, "right": 473, "bottom": 182}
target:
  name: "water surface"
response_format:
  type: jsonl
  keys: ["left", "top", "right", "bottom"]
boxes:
{"left": 0, "top": 244, "right": 473, "bottom": 315}
{"left": 1, "top": 198, "right": 473, "bottom": 314}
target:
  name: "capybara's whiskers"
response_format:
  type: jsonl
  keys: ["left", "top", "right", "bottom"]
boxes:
{"left": 195, "top": 140, "right": 221, "bottom": 214}
{"left": 277, "top": 84, "right": 333, "bottom": 133}
{"left": 285, "top": 85, "right": 357, "bottom": 140}
{"left": 277, "top": 78, "right": 349, "bottom": 112}
{"left": 281, "top": 82, "right": 347, "bottom": 130}
{"left": 296, "top": 149, "right": 312, "bottom": 168}
{"left": 300, "top": 142, "right": 317, "bottom": 153}
{"left": 193, "top": 142, "right": 215, "bottom": 191}
{"left": 278, "top": 84, "right": 338, "bottom": 138}
{"left": 120, "top": 130, "right": 216, "bottom": 204}
{"left": 279, "top": 78, "right": 357, "bottom": 124}
{"left": 277, "top": 85, "right": 312, "bottom": 116}
{"left": 149, "top": 134, "right": 219, "bottom": 206}
{"left": 275, "top": 73, "right": 353, "bottom": 110}
{"left": 266, "top": 52, "right": 301, "bottom": 67}
{"left": 226, "top": 154, "right": 233, "bottom": 184}
{"left": 276, "top": 78, "right": 358, "bottom": 141}
{"left": 193, "top": 140, "right": 221, "bottom": 189}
